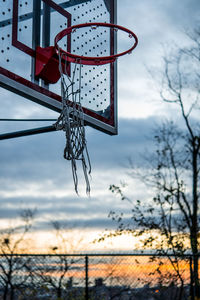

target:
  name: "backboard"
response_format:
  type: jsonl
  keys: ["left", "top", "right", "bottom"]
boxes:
{"left": 0, "top": 0, "right": 117, "bottom": 135}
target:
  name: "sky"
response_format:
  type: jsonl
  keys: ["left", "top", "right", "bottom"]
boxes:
{"left": 0, "top": 0, "right": 199, "bottom": 252}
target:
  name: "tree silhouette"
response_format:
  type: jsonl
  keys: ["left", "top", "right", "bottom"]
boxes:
{"left": 106, "top": 26, "right": 200, "bottom": 300}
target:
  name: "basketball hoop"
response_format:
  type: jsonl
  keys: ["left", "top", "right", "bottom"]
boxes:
{"left": 55, "top": 22, "right": 138, "bottom": 65}
{"left": 52, "top": 23, "right": 138, "bottom": 194}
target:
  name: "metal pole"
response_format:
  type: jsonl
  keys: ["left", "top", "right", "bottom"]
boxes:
{"left": 85, "top": 255, "right": 89, "bottom": 300}
{"left": 32, "top": 0, "right": 41, "bottom": 83}
{"left": 42, "top": 1, "right": 50, "bottom": 89}
{"left": 0, "top": 125, "right": 56, "bottom": 140}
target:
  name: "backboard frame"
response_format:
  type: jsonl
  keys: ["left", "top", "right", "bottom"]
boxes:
{"left": 0, "top": 0, "right": 118, "bottom": 135}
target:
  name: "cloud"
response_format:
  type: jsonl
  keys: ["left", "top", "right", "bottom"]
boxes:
{"left": 0, "top": 0, "right": 199, "bottom": 242}
{"left": 0, "top": 116, "right": 159, "bottom": 233}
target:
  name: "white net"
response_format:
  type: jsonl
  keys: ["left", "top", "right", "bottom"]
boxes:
{"left": 55, "top": 50, "right": 91, "bottom": 195}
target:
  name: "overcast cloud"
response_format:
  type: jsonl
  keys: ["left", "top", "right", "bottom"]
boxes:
{"left": 0, "top": 0, "right": 199, "bottom": 247}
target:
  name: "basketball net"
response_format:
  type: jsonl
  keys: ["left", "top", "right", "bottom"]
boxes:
{"left": 54, "top": 50, "right": 91, "bottom": 195}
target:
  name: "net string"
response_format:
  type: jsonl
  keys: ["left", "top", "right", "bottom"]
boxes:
{"left": 54, "top": 49, "right": 91, "bottom": 195}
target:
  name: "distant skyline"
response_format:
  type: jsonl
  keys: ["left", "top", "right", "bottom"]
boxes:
{"left": 0, "top": 0, "right": 199, "bottom": 252}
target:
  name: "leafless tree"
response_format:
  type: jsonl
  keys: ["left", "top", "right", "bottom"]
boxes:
{"left": 106, "top": 26, "right": 200, "bottom": 300}
{"left": 27, "top": 221, "right": 86, "bottom": 299}
{"left": 0, "top": 209, "right": 35, "bottom": 300}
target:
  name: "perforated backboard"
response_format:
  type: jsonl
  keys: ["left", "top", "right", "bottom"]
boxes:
{"left": 0, "top": 0, "right": 117, "bottom": 135}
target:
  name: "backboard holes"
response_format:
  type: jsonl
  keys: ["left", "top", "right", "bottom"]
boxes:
{"left": 1, "top": 50, "right": 4, "bottom": 53}
{"left": 60, "top": 25, "right": 63, "bottom": 28}
{"left": 1, "top": 37, "right": 5, "bottom": 40}
{"left": 24, "top": 26, "right": 27, "bottom": 29}
{"left": 89, "top": 101, "right": 91, "bottom": 103}
{"left": 7, "top": 47, "right": 10, "bottom": 50}
{"left": 104, "top": 99, "right": 106, "bottom": 101}
{"left": 19, "top": 28, "right": 22, "bottom": 32}
{"left": 2, "top": 12, "right": 5, "bottom": 15}
{"left": 6, "top": 59, "right": 9, "bottom": 62}
{"left": 8, "top": 8, "right": 11, "bottom": 12}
